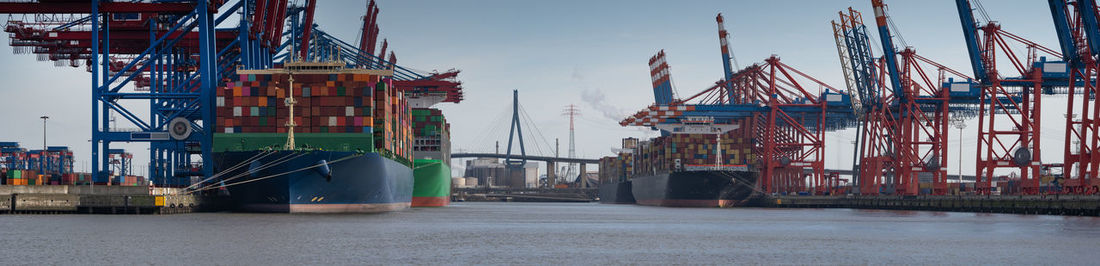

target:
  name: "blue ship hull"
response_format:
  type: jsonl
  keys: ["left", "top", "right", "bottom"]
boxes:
{"left": 212, "top": 151, "right": 414, "bottom": 213}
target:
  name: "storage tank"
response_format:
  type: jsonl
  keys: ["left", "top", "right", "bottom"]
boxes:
{"left": 452, "top": 177, "right": 466, "bottom": 188}
{"left": 465, "top": 177, "right": 479, "bottom": 187}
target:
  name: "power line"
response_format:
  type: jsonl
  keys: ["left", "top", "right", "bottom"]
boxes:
{"left": 561, "top": 104, "right": 581, "bottom": 181}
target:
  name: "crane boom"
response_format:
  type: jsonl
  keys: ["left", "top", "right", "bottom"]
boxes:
{"left": 954, "top": 0, "right": 989, "bottom": 82}
{"left": 649, "top": 51, "right": 675, "bottom": 105}
{"left": 1078, "top": 0, "right": 1100, "bottom": 57}
{"left": 716, "top": 13, "right": 735, "bottom": 101}
{"left": 871, "top": 0, "right": 904, "bottom": 98}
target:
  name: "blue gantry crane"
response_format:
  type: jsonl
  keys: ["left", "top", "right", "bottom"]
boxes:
{"left": 0, "top": 0, "right": 461, "bottom": 187}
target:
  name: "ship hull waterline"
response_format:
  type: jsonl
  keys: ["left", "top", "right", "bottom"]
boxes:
{"left": 213, "top": 151, "right": 414, "bottom": 213}
{"left": 630, "top": 170, "right": 760, "bottom": 208}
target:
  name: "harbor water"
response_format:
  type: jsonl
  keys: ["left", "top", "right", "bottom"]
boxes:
{"left": 1, "top": 202, "right": 1098, "bottom": 264}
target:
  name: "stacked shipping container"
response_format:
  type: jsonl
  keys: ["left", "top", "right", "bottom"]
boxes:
{"left": 59, "top": 173, "right": 93, "bottom": 185}
{"left": 217, "top": 73, "right": 380, "bottom": 134}
{"left": 377, "top": 79, "right": 414, "bottom": 163}
{"left": 598, "top": 138, "right": 637, "bottom": 184}
{"left": 3, "top": 170, "right": 92, "bottom": 186}
{"left": 4, "top": 170, "right": 35, "bottom": 185}
{"left": 630, "top": 129, "right": 755, "bottom": 177}
{"left": 216, "top": 71, "right": 414, "bottom": 164}
{"left": 120, "top": 175, "right": 148, "bottom": 186}
{"left": 411, "top": 108, "right": 451, "bottom": 164}
{"left": 0, "top": 143, "right": 78, "bottom": 185}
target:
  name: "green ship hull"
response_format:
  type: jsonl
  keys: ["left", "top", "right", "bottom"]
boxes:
{"left": 412, "top": 159, "right": 451, "bottom": 207}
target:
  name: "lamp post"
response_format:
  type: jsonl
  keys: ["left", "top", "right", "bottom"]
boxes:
{"left": 951, "top": 117, "right": 966, "bottom": 193}
{"left": 39, "top": 116, "right": 49, "bottom": 150}
{"left": 39, "top": 116, "right": 49, "bottom": 174}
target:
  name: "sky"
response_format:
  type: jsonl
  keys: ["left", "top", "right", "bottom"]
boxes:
{"left": 0, "top": 0, "right": 1066, "bottom": 178}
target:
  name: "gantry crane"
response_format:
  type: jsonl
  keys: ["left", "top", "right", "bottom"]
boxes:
{"left": 956, "top": 0, "right": 1067, "bottom": 194}
{"left": 0, "top": 0, "right": 462, "bottom": 186}
{"left": 838, "top": 0, "right": 978, "bottom": 195}
{"left": 1049, "top": 0, "right": 1100, "bottom": 194}
{"left": 622, "top": 14, "right": 856, "bottom": 195}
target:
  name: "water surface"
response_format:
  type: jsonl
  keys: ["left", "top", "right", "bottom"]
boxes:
{"left": 2, "top": 202, "right": 1098, "bottom": 265}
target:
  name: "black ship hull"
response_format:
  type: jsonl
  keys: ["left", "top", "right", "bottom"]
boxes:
{"left": 598, "top": 180, "right": 636, "bottom": 204}
{"left": 631, "top": 170, "right": 759, "bottom": 207}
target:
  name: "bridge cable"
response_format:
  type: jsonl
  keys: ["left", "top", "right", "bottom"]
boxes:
{"left": 518, "top": 103, "right": 558, "bottom": 157}
{"left": 470, "top": 104, "right": 514, "bottom": 153}
{"left": 516, "top": 105, "right": 547, "bottom": 156}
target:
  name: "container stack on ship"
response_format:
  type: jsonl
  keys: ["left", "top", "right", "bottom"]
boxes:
{"left": 211, "top": 60, "right": 416, "bottom": 213}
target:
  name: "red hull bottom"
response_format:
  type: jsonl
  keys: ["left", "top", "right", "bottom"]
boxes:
{"left": 411, "top": 196, "right": 450, "bottom": 207}
{"left": 636, "top": 199, "right": 744, "bottom": 208}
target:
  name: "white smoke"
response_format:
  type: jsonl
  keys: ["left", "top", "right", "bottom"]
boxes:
{"left": 572, "top": 66, "right": 655, "bottom": 136}
{"left": 580, "top": 88, "right": 626, "bottom": 122}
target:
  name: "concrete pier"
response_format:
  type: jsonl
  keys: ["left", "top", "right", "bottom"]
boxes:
{"left": 761, "top": 195, "right": 1100, "bottom": 216}
{"left": 0, "top": 185, "right": 226, "bottom": 214}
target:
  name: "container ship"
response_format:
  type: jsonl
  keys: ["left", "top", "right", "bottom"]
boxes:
{"left": 410, "top": 108, "right": 453, "bottom": 207}
{"left": 599, "top": 124, "right": 760, "bottom": 207}
{"left": 211, "top": 61, "right": 415, "bottom": 213}
{"left": 597, "top": 138, "right": 637, "bottom": 204}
